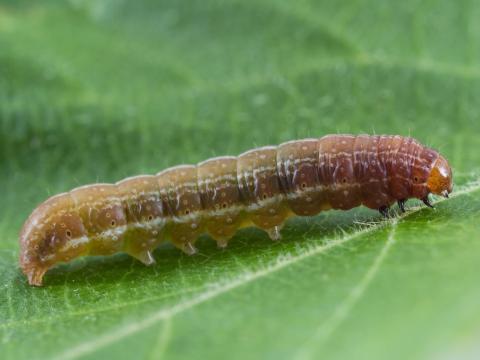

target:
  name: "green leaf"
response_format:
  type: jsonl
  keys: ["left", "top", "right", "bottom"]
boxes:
{"left": 1, "top": 1, "right": 480, "bottom": 359}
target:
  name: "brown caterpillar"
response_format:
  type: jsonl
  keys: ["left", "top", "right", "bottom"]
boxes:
{"left": 19, "top": 135, "right": 453, "bottom": 286}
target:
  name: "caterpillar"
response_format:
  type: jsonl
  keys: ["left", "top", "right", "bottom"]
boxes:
{"left": 19, "top": 134, "right": 453, "bottom": 286}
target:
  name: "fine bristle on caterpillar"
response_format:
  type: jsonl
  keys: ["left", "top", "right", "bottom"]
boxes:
{"left": 19, "top": 134, "right": 453, "bottom": 286}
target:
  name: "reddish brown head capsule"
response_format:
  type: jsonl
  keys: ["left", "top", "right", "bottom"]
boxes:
{"left": 427, "top": 155, "right": 453, "bottom": 197}
{"left": 19, "top": 135, "right": 453, "bottom": 286}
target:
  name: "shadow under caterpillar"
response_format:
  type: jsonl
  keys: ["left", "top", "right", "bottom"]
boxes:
{"left": 19, "top": 134, "right": 453, "bottom": 286}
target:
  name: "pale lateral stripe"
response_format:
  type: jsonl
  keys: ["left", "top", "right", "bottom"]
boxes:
{"left": 33, "top": 179, "right": 380, "bottom": 229}
{"left": 197, "top": 174, "right": 237, "bottom": 183}
{"left": 59, "top": 236, "right": 91, "bottom": 253}
{"left": 57, "top": 182, "right": 360, "bottom": 248}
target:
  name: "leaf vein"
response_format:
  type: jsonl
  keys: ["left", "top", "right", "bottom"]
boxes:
{"left": 294, "top": 219, "right": 398, "bottom": 360}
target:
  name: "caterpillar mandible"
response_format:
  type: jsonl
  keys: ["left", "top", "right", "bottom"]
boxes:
{"left": 19, "top": 134, "right": 453, "bottom": 286}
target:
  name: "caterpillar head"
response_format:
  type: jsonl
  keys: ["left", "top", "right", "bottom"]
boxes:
{"left": 427, "top": 155, "right": 453, "bottom": 198}
{"left": 19, "top": 194, "right": 88, "bottom": 286}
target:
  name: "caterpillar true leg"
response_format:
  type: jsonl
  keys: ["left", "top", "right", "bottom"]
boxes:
{"left": 378, "top": 205, "right": 390, "bottom": 218}
{"left": 422, "top": 195, "right": 434, "bottom": 208}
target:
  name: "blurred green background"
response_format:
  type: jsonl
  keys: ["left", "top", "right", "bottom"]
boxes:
{"left": 1, "top": 1, "right": 480, "bottom": 359}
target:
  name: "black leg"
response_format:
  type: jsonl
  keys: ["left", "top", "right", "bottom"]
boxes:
{"left": 422, "top": 195, "right": 434, "bottom": 208}
{"left": 397, "top": 199, "right": 407, "bottom": 213}
{"left": 379, "top": 205, "right": 390, "bottom": 218}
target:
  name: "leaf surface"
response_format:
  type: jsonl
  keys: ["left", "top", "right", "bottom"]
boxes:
{"left": 1, "top": 1, "right": 480, "bottom": 359}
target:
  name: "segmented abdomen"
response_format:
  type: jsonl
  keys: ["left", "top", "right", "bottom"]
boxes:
{"left": 154, "top": 134, "right": 435, "bottom": 252}
{"left": 20, "top": 134, "right": 440, "bottom": 272}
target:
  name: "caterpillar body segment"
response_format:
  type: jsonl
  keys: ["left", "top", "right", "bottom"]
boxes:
{"left": 19, "top": 135, "right": 453, "bottom": 286}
